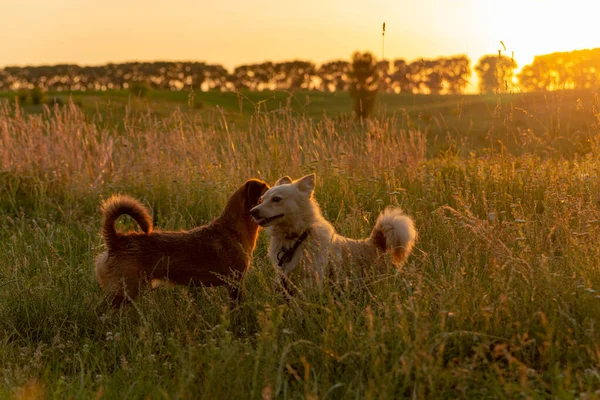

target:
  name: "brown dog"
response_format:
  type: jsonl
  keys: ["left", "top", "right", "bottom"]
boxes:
{"left": 95, "top": 179, "right": 269, "bottom": 307}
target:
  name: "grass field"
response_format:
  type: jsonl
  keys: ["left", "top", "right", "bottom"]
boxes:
{"left": 1, "top": 89, "right": 600, "bottom": 398}
{"left": 2, "top": 88, "right": 599, "bottom": 156}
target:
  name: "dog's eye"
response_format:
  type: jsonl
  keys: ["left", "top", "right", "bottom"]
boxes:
{"left": 272, "top": 196, "right": 282, "bottom": 203}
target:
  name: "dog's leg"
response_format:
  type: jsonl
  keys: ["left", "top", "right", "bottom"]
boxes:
{"left": 327, "top": 261, "right": 338, "bottom": 286}
{"left": 311, "top": 252, "right": 328, "bottom": 288}
{"left": 227, "top": 269, "right": 246, "bottom": 308}
{"left": 111, "top": 288, "right": 137, "bottom": 308}
{"left": 110, "top": 276, "right": 143, "bottom": 308}
{"left": 111, "top": 294, "right": 129, "bottom": 308}
{"left": 278, "top": 273, "right": 297, "bottom": 301}
{"left": 228, "top": 280, "right": 243, "bottom": 307}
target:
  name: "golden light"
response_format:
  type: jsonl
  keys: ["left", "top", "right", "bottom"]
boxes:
{"left": 474, "top": 0, "right": 600, "bottom": 70}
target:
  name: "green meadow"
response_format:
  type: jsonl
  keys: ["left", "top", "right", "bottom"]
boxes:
{"left": 2, "top": 87, "right": 597, "bottom": 155}
{"left": 1, "top": 89, "right": 600, "bottom": 398}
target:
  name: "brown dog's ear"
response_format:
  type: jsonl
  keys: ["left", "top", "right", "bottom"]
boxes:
{"left": 245, "top": 179, "right": 270, "bottom": 207}
{"left": 275, "top": 176, "right": 292, "bottom": 186}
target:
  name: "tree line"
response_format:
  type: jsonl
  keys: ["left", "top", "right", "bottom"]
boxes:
{"left": 518, "top": 48, "right": 600, "bottom": 91}
{"left": 0, "top": 57, "right": 472, "bottom": 94}
{"left": 0, "top": 48, "right": 597, "bottom": 94}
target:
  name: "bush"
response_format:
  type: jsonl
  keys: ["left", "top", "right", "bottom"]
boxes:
{"left": 30, "top": 87, "right": 44, "bottom": 105}
{"left": 129, "top": 81, "right": 150, "bottom": 98}
{"left": 16, "top": 90, "right": 28, "bottom": 105}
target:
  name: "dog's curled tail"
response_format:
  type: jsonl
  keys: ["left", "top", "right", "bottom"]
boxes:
{"left": 101, "top": 195, "right": 152, "bottom": 251}
{"left": 370, "top": 207, "right": 417, "bottom": 266}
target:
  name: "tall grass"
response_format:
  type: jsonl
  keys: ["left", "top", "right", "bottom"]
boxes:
{"left": 1, "top": 100, "right": 600, "bottom": 398}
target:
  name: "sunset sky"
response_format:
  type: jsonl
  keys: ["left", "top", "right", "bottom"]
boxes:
{"left": 2, "top": 0, "right": 599, "bottom": 90}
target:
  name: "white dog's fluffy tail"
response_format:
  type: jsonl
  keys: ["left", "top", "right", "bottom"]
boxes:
{"left": 370, "top": 208, "right": 417, "bottom": 266}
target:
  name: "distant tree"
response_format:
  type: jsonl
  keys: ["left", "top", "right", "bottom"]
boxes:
{"left": 273, "top": 61, "right": 316, "bottom": 90}
{"left": 376, "top": 60, "right": 391, "bottom": 92}
{"left": 231, "top": 63, "right": 276, "bottom": 91}
{"left": 231, "top": 64, "right": 256, "bottom": 90}
{"left": 424, "top": 60, "right": 443, "bottom": 94}
{"left": 230, "top": 65, "right": 253, "bottom": 90}
{"left": 348, "top": 52, "right": 380, "bottom": 119}
{"left": 518, "top": 48, "right": 600, "bottom": 91}
{"left": 317, "top": 61, "right": 350, "bottom": 91}
{"left": 204, "top": 64, "right": 229, "bottom": 90}
{"left": 408, "top": 60, "right": 427, "bottom": 93}
{"left": 518, "top": 60, "right": 554, "bottom": 92}
{"left": 390, "top": 59, "right": 412, "bottom": 93}
{"left": 406, "top": 56, "right": 471, "bottom": 95}
{"left": 255, "top": 62, "right": 276, "bottom": 90}
{"left": 442, "top": 55, "right": 471, "bottom": 94}
{"left": 475, "top": 54, "right": 517, "bottom": 94}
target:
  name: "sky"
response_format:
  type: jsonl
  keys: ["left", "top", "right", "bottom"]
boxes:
{"left": 2, "top": 0, "right": 599, "bottom": 86}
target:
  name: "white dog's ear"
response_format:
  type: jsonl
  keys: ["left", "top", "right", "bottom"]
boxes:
{"left": 275, "top": 176, "right": 292, "bottom": 186}
{"left": 295, "top": 174, "right": 315, "bottom": 195}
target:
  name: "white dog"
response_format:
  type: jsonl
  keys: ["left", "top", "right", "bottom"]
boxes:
{"left": 249, "top": 174, "right": 417, "bottom": 286}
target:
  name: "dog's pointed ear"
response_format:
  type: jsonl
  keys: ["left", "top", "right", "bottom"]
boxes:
{"left": 295, "top": 174, "right": 315, "bottom": 195}
{"left": 275, "top": 176, "right": 292, "bottom": 186}
{"left": 245, "top": 179, "right": 269, "bottom": 206}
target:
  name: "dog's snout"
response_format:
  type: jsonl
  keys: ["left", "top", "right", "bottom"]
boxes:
{"left": 250, "top": 208, "right": 260, "bottom": 218}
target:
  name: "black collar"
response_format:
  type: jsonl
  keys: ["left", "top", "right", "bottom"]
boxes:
{"left": 277, "top": 230, "right": 310, "bottom": 268}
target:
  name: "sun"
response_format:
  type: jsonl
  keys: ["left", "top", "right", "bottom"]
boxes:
{"left": 474, "top": 0, "right": 600, "bottom": 70}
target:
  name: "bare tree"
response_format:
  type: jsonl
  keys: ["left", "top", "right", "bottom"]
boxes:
{"left": 348, "top": 52, "right": 379, "bottom": 119}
